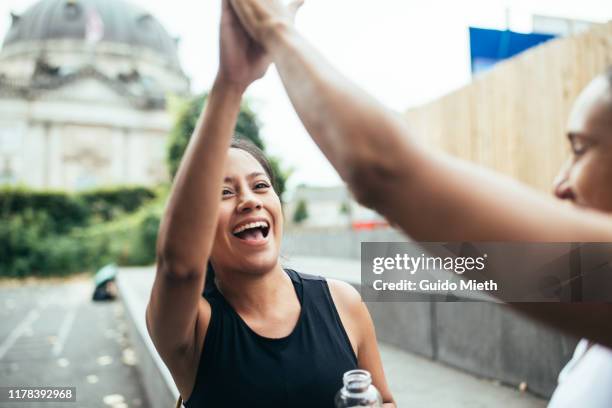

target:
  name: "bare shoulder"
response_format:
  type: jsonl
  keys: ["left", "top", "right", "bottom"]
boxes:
{"left": 326, "top": 280, "right": 394, "bottom": 405}
{"left": 327, "top": 279, "right": 362, "bottom": 310}
{"left": 326, "top": 279, "right": 367, "bottom": 355}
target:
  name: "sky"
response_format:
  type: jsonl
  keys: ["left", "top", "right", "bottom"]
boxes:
{"left": 1, "top": 0, "right": 611, "bottom": 190}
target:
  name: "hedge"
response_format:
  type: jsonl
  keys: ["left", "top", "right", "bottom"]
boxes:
{"left": 0, "top": 186, "right": 162, "bottom": 278}
{"left": 0, "top": 186, "right": 156, "bottom": 233}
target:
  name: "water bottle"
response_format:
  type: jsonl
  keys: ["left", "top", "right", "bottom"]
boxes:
{"left": 335, "top": 369, "right": 383, "bottom": 408}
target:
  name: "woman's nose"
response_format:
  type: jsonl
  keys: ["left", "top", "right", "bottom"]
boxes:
{"left": 553, "top": 158, "right": 574, "bottom": 200}
{"left": 236, "top": 191, "right": 263, "bottom": 213}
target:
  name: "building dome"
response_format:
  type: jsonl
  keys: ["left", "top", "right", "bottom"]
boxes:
{"left": 3, "top": 0, "right": 180, "bottom": 65}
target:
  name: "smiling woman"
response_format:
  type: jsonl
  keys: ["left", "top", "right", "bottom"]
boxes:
{"left": 144, "top": 1, "right": 394, "bottom": 407}
{"left": 201, "top": 140, "right": 286, "bottom": 300}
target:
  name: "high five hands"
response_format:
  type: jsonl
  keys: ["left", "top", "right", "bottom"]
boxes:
{"left": 217, "top": 0, "right": 304, "bottom": 90}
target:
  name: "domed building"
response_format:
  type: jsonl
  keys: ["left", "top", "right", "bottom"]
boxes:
{"left": 0, "top": 0, "right": 190, "bottom": 189}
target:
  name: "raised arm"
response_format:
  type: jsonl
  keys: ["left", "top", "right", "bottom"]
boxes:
{"left": 228, "top": 1, "right": 612, "bottom": 348}
{"left": 146, "top": 0, "right": 270, "bottom": 393}
{"left": 229, "top": 0, "right": 612, "bottom": 242}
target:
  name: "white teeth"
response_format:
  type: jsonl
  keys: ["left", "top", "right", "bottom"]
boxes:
{"left": 232, "top": 221, "right": 269, "bottom": 234}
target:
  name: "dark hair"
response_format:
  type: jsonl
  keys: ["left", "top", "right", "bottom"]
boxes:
{"left": 203, "top": 137, "right": 279, "bottom": 296}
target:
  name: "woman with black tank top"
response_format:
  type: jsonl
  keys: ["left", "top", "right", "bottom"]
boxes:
{"left": 145, "top": 2, "right": 395, "bottom": 407}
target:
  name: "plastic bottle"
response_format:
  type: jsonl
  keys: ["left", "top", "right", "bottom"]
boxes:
{"left": 335, "top": 369, "right": 383, "bottom": 407}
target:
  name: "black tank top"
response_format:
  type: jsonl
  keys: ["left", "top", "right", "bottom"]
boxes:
{"left": 184, "top": 269, "right": 358, "bottom": 408}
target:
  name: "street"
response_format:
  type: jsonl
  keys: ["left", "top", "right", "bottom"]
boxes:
{"left": 0, "top": 279, "right": 148, "bottom": 408}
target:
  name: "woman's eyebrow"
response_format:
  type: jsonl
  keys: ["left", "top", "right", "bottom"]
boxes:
{"left": 247, "top": 172, "right": 267, "bottom": 179}
{"left": 568, "top": 132, "right": 598, "bottom": 143}
{"left": 223, "top": 172, "right": 267, "bottom": 183}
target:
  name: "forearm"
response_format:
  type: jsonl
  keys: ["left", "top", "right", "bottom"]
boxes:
{"left": 157, "top": 80, "right": 244, "bottom": 273}
{"left": 263, "top": 26, "right": 612, "bottom": 242}
{"left": 265, "top": 25, "right": 422, "bottom": 187}
{"left": 261, "top": 25, "right": 531, "bottom": 240}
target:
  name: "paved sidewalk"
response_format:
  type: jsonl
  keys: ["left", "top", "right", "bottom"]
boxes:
{"left": 118, "top": 262, "right": 547, "bottom": 407}
{"left": 380, "top": 343, "right": 546, "bottom": 407}
{"left": 0, "top": 280, "right": 149, "bottom": 408}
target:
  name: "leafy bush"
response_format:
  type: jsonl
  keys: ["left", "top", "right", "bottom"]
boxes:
{"left": 0, "top": 189, "right": 88, "bottom": 234}
{"left": 112, "top": 203, "right": 162, "bottom": 266}
{"left": 0, "top": 186, "right": 156, "bottom": 232}
{"left": 0, "top": 187, "right": 161, "bottom": 277}
{"left": 293, "top": 199, "right": 309, "bottom": 224}
{"left": 0, "top": 210, "right": 49, "bottom": 277}
{"left": 80, "top": 186, "right": 157, "bottom": 221}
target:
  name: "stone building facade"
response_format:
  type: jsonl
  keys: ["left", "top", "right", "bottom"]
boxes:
{"left": 0, "top": 0, "right": 190, "bottom": 190}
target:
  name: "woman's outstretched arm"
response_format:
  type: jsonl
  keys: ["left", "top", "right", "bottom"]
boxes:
{"left": 147, "top": 79, "right": 242, "bottom": 352}
{"left": 146, "top": 0, "right": 271, "bottom": 393}
{"left": 229, "top": 0, "right": 612, "bottom": 242}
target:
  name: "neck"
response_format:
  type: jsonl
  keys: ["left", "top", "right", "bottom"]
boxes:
{"left": 214, "top": 262, "right": 291, "bottom": 316}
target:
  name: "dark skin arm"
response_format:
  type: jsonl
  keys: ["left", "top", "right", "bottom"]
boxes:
{"left": 145, "top": 0, "right": 270, "bottom": 398}
{"left": 228, "top": 0, "right": 612, "bottom": 349}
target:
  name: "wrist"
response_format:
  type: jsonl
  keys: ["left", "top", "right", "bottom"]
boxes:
{"left": 261, "top": 19, "right": 298, "bottom": 54}
{"left": 212, "top": 75, "right": 248, "bottom": 96}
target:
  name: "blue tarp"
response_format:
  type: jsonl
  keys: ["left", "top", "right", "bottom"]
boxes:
{"left": 469, "top": 27, "right": 556, "bottom": 74}
{"left": 94, "top": 263, "right": 118, "bottom": 287}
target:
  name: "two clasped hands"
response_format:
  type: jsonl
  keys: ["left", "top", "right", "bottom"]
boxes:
{"left": 215, "top": 0, "right": 303, "bottom": 92}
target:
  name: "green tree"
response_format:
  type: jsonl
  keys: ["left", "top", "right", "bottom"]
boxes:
{"left": 293, "top": 199, "right": 309, "bottom": 224}
{"left": 339, "top": 201, "right": 352, "bottom": 215}
{"left": 166, "top": 94, "right": 288, "bottom": 198}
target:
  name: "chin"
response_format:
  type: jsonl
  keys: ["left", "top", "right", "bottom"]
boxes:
{"left": 239, "top": 251, "right": 279, "bottom": 275}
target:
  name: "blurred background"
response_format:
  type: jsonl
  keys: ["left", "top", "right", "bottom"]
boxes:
{"left": 0, "top": 1, "right": 611, "bottom": 407}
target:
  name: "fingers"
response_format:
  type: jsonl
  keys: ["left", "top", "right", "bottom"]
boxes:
{"left": 227, "top": 0, "right": 302, "bottom": 45}
{"left": 221, "top": 0, "right": 237, "bottom": 26}
{"left": 228, "top": 0, "right": 249, "bottom": 20}
{"left": 222, "top": 0, "right": 242, "bottom": 27}
{"left": 228, "top": 0, "right": 257, "bottom": 39}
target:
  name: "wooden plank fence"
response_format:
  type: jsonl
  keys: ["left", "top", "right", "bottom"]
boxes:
{"left": 405, "top": 22, "right": 612, "bottom": 192}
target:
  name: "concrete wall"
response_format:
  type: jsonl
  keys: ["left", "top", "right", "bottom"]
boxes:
{"left": 285, "top": 229, "right": 579, "bottom": 398}
{"left": 282, "top": 228, "right": 406, "bottom": 259}
{"left": 366, "top": 300, "right": 578, "bottom": 398}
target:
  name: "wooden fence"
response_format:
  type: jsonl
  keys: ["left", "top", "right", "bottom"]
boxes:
{"left": 405, "top": 22, "right": 612, "bottom": 192}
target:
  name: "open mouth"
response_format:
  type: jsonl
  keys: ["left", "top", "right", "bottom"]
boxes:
{"left": 232, "top": 221, "right": 270, "bottom": 242}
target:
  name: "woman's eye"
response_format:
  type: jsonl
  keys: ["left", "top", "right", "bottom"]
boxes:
{"left": 255, "top": 182, "right": 270, "bottom": 189}
{"left": 571, "top": 138, "right": 590, "bottom": 155}
{"left": 222, "top": 189, "right": 234, "bottom": 196}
